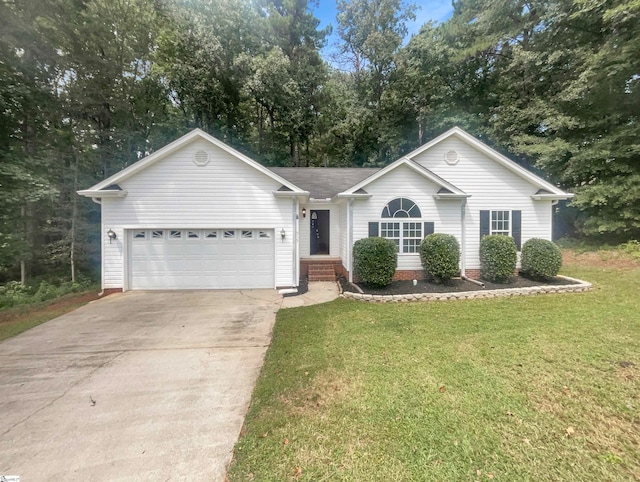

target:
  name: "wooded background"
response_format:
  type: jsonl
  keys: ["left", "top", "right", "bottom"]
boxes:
{"left": 1, "top": 0, "right": 638, "bottom": 284}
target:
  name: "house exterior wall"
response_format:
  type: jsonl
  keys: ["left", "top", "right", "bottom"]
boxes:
{"left": 100, "top": 138, "right": 295, "bottom": 290}
{"left": 298, "top": 202, "right": 341, "bottom": 258}
{"left": 338, "top": 200, "right": 349, "bottom": 273}
{"left": 411, "top": 136, "right": 553, "bottom": 270}
{"left": 352, "top": 164, "right": 463, "bottom": 271}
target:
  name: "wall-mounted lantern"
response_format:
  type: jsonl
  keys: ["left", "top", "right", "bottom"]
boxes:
{"left": 280, "top": 228, "right": 286, "bottom": 240}
{"left": 302, "top": 208, "right": 306, "bottom": 218}
{"left": 107, "top": 228, "right": 117, "bottom": 244}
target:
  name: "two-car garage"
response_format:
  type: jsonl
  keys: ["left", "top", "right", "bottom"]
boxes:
{"left": 128, "top": 228, "right": 275, "bottom": 290}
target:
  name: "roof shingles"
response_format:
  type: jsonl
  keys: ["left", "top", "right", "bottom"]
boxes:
{"left": 269, "top": 167, "right": 379, "bottom": 199}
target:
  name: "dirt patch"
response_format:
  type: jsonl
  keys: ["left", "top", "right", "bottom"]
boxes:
{"left": 279, "top": 371, "right": 361, "bottom": 415}
{"left": 563, "top": 249, "right": 640, "bottom": 270}
{"left": 339, "top": 275, "right": 579, "bottom": 296}
{"left": 0, "top": 290, "right": 101, "bottom": 325}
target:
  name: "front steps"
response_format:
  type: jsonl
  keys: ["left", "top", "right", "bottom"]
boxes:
{"left": 308, "top": 264, "right": 337, "bottom": 282}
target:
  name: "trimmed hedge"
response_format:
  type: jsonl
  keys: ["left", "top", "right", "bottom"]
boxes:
{"left": 419, "top": 233, "right": 460, "bottom": 283}
{"left": 353, "top": 237, "right": 398, "bottom": 287}
{"left": 480, "top": 235, "right": 517, "bottom": 282}
{"left": 521, "top": 238, "right": 562, "bottom": 280}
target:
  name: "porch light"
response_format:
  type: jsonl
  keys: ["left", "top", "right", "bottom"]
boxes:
{"left": 302, "top": 208, "right": 306, "bottom": 218}
{"left": 107, "top": 228, "right": 117, "bottom": 244}
{"left": 280, "top": 228, "right": 286, "bottom": 240}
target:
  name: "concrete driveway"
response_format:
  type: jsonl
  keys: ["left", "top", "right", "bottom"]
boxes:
{"left": 0, "top": 289, "right": 283, "bottom": 481}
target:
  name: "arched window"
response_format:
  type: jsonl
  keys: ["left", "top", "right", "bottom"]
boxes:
{"left": 381, "top": 198, "right": 422, "bottom": 218}
{"left": 379, "top": 198, "right": 423, "bottom": 253}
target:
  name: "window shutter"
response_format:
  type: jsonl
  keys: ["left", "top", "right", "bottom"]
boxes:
{"left": 368, "top": 222, "right": 379, "bottom": 237}
{"left": 480, "top": 210, "right": 490, "bottom": 240}
{"left": 424, "top": 222, "right": 434, "bottom": 236}
{"left": 512, "top": 210, "right": 522, "bottom": 250}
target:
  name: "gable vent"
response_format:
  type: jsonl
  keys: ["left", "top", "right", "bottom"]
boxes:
{"left": 445, "top": 150, "right": 459, "bottom": 165}
{"left": 193, "top": 150, "right": 210, "bottom": 166}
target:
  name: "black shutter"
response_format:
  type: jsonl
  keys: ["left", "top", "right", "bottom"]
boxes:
{"left": 512, "top": 210, "right": 522, "bottom": 250}
{"left": 480, "top": 210, "right": 490, "bottom": 240}
{"left": 368, "top": 222, "right": 379, "bottom": 237}
{"left": 424, "top": 222, "right": 435, "bottom": 236}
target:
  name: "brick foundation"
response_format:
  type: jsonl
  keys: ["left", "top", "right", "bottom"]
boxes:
{"left": 463, "top": 269, "right": 481, "bottom": 279}
{"left": 392, "top": 270, "right": 426, "bottom": 281}
{"left": 100, "top": 288, "right": 123, "bottom": 297}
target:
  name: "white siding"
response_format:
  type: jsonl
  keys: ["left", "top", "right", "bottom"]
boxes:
{"left": 338, "top": 200, "right": 349, "bottom": 272}
{"left": 299, "top": 202, "right": 341, "bottom": 258}
{"left": 412, "top": 136, "right": 553, "bottom": 270}
{"left": 352, "top": 164, "right": 464, "bottom": 270}
{"left": 100, "top": 138, "right": 295, "bottom": 289}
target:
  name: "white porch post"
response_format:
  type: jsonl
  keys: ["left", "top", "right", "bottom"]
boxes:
{"left": 348, "top": 198, "right": 354, "bottom": 283}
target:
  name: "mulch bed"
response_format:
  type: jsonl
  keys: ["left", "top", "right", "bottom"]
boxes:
{"left": 339, "top": 275, "right": 579, "bottom": 296}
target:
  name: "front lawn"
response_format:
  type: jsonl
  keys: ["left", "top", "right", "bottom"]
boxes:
{"left": 229, "top": 253, "right": 640, "bottom": 481}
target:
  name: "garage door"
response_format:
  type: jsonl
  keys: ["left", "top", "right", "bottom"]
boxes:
{"left": 129, "top": 229, "right": 274, "bottom": 289}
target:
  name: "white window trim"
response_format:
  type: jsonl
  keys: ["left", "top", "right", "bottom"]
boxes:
{"left": 380, "top": 220, "right": 423, "bottom": 255}
{"left": 490, "top": 210, "right": 511, "bottom": 237}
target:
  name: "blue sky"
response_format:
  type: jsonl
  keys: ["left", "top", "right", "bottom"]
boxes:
{"left": 311, "top": 0, "right": 454, "bottom": 61}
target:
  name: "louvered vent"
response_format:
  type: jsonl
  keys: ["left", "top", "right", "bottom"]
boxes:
{"left": 193, "top": 150, "right": 210, "bottom": 166}
{"left": 445, "top": 150, "right": 459, "bottom": 165}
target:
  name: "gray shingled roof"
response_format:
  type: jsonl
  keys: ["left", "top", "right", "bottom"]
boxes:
{"left": 270, "top": 167, "right": 380, "bottom": 199}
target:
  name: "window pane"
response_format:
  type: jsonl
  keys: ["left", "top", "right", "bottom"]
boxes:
{"left": 258, "top": 231, "right": 270, "bottom": 238}
{"left": 205, "top": 231, "right": 217, "bottom": 239}
{"left": 133, "top": 231, "right": 145, "bottom": 239}
{"left": 224, "top": 230, "right": 235, "bottom": 239}
{"left": 169, "top": 230, "right": 182, "bottom": 239}
{"left": 152, "top": 230, "right": 163, "bottom": 239}
{"left": 241, "top": 230, "right": 253, "bottom": 239}
{"left": 187, "top": 231, "right": 199, "bottom": 239}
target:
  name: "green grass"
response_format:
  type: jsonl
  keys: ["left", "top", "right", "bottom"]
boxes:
{"left": 0, "top": 288, "right": 99, "bottom": 341}
{"left": 229, "top": 257, "right": 640, "bottom": 481}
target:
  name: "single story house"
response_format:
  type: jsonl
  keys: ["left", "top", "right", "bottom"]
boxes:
{"left": 78, "top": 127, "right": 573, "bottom": 292}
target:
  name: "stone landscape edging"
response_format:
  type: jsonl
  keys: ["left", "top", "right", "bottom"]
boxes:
{"left": 340, "top": 275, "right": 592, "bottom": 303}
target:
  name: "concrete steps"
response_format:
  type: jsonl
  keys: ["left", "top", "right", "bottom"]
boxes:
{"left": 308, "top": 264, "right": 336, "bottom": 282}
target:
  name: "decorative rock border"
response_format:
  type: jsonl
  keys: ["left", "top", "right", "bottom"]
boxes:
{"left": 341, "top": 275, "right": 592, "bottom": 303}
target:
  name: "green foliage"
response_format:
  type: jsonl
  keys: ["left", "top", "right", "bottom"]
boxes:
{"left": 353, "top": 237, "right": 398, "bottom": 288}
{"left": 480, "top": 235, "right": 517, "bottom": 282}
{"left": 419, "top": 233, "right": 460, "bottom": 283}
{"left": 520, "top": 238, "right": 563, "bottom": 281}
{"left": 0, "top": 277, "right": 94, "bottom": 310}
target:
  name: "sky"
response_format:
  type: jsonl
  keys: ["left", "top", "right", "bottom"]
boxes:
{"left": 310, "top": 0, "right": 454, "bottom": 62}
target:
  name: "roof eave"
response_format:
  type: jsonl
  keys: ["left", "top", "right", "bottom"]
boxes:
{"left": 432, "top": 194, "right": 472, "bottom": 200}
{"left": 272, "top": 190, "right": 310, "bottom": 198}
{"left": 531, "top": 193, "right": 574, "bottom": 201}
{"left": 77, "top": 189, "right": 128, "bottom": 198}
{"left": 335, "top": 193, "right": 373, "bottom": 199}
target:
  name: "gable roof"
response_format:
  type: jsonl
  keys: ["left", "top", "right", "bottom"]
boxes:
{"left": 78, "top": 129, "right": 306, "bottom": 197}
{"left": 339, "top": 157, "right": 468, "bottom": 197}
{"left": 270, "top": 167, "right": 379, "bottom": 199}
{"left": 404, "top": 126, "right": 570, "bottom": 196}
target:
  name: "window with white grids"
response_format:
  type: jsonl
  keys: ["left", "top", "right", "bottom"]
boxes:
{"left": 491, "top": 211, "right": 510, "bottom": 236}
{"left": 379, "top": 198, "right": 423, "bottom": 254}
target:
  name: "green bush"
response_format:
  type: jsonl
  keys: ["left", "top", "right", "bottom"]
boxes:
{"left": 353, "top": 237, "right": 398, "bottom": 288}
{"left": 419, "top": 233, "right": 460, "bottom": 283}
{"left": 480, "top": 235, "right": 517, "bottom": 282}
{"left": 521, "top": 238, "right": 563, "bottom": 280}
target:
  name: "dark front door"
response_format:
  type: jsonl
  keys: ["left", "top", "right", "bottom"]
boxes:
{"left": 310, "top": 210, "right": 330, "bottom": 255}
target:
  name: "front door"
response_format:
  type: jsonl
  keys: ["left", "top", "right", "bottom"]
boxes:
{"left": 310, "top": 210, "right": 330, "bottom": 255}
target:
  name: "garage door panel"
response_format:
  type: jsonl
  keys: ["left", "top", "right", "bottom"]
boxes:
{"left": 129, "top": 229, "right": 275, "bottom": 290}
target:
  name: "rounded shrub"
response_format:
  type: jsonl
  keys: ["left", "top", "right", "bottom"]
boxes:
{"left": 480, "top": 235, "right": 517, "bottom": 282}
{"left": 520, "top": 238, "right": 562, "bottom": 280}
{"left": 353, "top": 237, "right": 398, "bottom": 288}
{"left": 419, "top": 233, "right": 460, "bottom": 283}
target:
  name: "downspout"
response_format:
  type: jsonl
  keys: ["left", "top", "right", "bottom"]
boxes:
{"left": 459, "top": 198, "right": 485, "bottom": 287}
{"left": 348, "top": 198, "right": 354, "bottom": 283}
{"left": 460, "top": 198, "right": 466, "bottom": 277}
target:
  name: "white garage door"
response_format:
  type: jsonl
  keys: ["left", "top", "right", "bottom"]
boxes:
{"left": 129, "top": 229, "right": 274, "bottom": 289}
